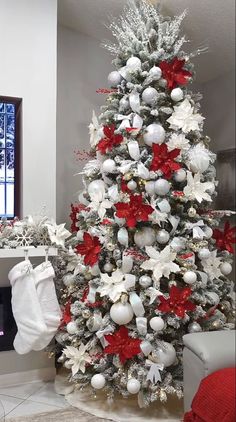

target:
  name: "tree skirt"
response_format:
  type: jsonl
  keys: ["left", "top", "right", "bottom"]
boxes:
{"left": 55, "top": 373, "right": 183, "bottom": 422}
{"left": 7, "top": 407, "right": 110, "bottom": 422}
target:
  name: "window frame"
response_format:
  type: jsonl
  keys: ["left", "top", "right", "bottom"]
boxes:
{"left": 0, "top": 95, "right": 22, "bottom": 219}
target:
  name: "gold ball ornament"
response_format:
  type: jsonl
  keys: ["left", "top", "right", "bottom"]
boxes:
{"left": 188, "top": 207, "right": 197, "bottom": 217}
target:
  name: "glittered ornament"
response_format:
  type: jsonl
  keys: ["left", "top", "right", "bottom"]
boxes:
{"left": 91, "top": 374, "right": 106, "bottom": 389}
{"left": 134, "top": 227, "right": 156, "bottom": 247}
{"left": 156, "top": 342, "right": 176, "bottom": 367}
{"left": 139, "top": 275, "right": 152, "bottom": 288}
{"left": 143, "top": 123, "right": 165, "bottom": 146}
{"left": 154, "top": 179, "right": 170, "bottom": 196}
{"left": 149, "top": 66, "right": 162, "bottom": 79}
{"left": 102, "top": 159, "right": 116, "bottom": 173}
{"left": 174, "top": 169, "right": 186, "bottom": 182}
{"left": 110, "top": 301, "right": 134, "bottom": 325}
{"left": 88, "top": 179, "right": 106, "bottom": 196}
{"left": 188, "top": 207, "right": 197, "bottom": 218}
{"left": 66, "top": 321, "right": 77, "bottom": 335}
{"left": 183, "top": 271, "right": 197, "bottom": 284}
{"left": 126, "top": 56, "right": 142, "bottom": 70}
{"left": 86, "top": 314, "right": 103, "bottom": 332}
{"left": 156, "top": 229, "right": 170, "bottom": 245}
{"left": 145, "top": 181, "right": 155, "bottom": 195}
{"left": 203, "top": 226, "right": 213, "bottom": 239}
{"left": 142, "top": 87, "right": 158, "bottom": 105}
{"left": 82, "top": 309, "right": 91, "bottom": 319}
{"left": 198, "top": 248, "right": 211, "bottom": 260}
{"left": 171, "top": 87, "right": 184, "bottom": 102}
{"left": 108, "top": 71, "right": 122, "bottom": 87}
{"left": 119, "top": 96, "right": 130, "bottom": 111}
{"left": 113, "top": 249, "right": 122, "bottom": 260}
{"left": 127, "top": 378, "right": 141, "bottom": 394}
{"left": 220, "top": 262, "right": 232, "bottom": 275}
{"left": 188, "top": 322, "right": 202, "bottom": 333}
{"left": 149, "top": 316, "right": 165, "bottom": 331}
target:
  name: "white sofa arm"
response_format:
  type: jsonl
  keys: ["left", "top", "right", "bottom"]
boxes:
{"left": 183, "top": 330, "right": 235, "bottom": 412}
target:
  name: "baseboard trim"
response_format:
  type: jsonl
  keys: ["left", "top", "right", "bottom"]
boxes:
{"left": 0, "top": 366, "right": 56, "bottom": 387}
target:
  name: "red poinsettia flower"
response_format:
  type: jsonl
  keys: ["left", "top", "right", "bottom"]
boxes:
{"left": 104, "top": 326, "right": 142, "bottom": 364}
{"left": 213, "top": 221, "right": 236, "bottom": 254}
{"left": 159, "top": 58, "right": 192, "bottom": 90}
{"left": 150, "top": 143, "right": 181, "bottom": 179}
{"left": 76, "top": 232, "right": 101, "bottom": 266}
{"left": 60, "top": 300, "right": 72, "bottom": 327}
{"left": 157, "top": 286, "right": 196, "bottom": 318}
{"left": 97, "top": 125, "right": 123, "bottom": 154}
{"left": 114, "top": 194, "right": 154, "bottom": 227}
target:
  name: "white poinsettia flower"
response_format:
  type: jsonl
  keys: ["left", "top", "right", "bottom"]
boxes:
{"left": 149, "top": 198, "right": 168, "bottom": 226}
{"left": 97, "top": 269, "right": 135, "bottom": 302}
{"left": 46, "top": 222, "right": 71, "bottom": 247}
{"left": 167, "top": 98, "right": 205, "bottom": 133}
{"left": 88, "top": 188, "right": 113, "bottom": 220}
{"left": 183, "top": 171, "right": 214, "bottom": 203}
{"left": 187, "top": 142, "right": 216, "bottom": 173}
{"left": 141, "top": 245, "right": 180, "bottom": 283}
{"left": 201, "top": 250, "right": 222, "bottom": 281}
{"left": 63, "top": 344, "right": 92, "bottom": 376}
{"left": 88, "top": 111, "right": 103, "bottom": 147}
{"left": 167, "top": 133, "right": 190, "bottom": 154}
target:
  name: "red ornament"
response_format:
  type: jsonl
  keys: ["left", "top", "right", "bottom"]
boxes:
{"left": 114, "top": 194, "right": 154, "bottom": 228}
{"left": 60, "top": 300, "right": 72, "bottom": 327}
{"left": 172, "top": 191, "right": 184, "bottom": 197}
{"left": 97, "top": 125, "right": 123, "bottom": 154}
{"left": 104, "top": 326, "right": 142, "bottom": 364}
{"left": 76, "top": 232, "right": 101, "bottom": 266}
{"left": 157, "top": 286, "right": 196, "bottom": 318}
{"left": 213, "top": 221, "right": 236, "bottom": 254}
{"left": 150, "top": 143, "right": 181, "bottom": 178}
{"left": 159, "top": 58, "right": 192, "bottom": 90}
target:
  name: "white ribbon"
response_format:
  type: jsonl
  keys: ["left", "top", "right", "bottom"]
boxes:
{"left": 140, "top": 340, "right": 153, "bottom": 356}
{"left": 136, "top": 317, "right": 147, "bottom": 335}
{"left": 128, "top": 140, "right": 140, "bottom": 160}
{"left": 129, "top": 292, "right": 145, "bottom": 316}
{"left": 96, "top": 325, "right": 114, "bottom": 347}
{"left": 117, "top": 227, "right": 129, "bottom": 247}
{"left": 87, "top": 284, "right": 97, "bottom": 304}
{"left": 185, "top": 220, "right": 205, "bottom": 239}
{"left": 147, "top": 287, "right": 163, "bottom": 305}
{"left": 168, "top": 215, "right": 180, "bottom": 235}
{"left": 124, "top": 274, "right": 136, "bottom": 290}
{"left": 146, "top": 360, "right": 164, "bottom": 384}
{"left": 129, "top": 90, "right": 140, "bottom": 113}
{"left": 122, "top": 254, "right": 133, "bottom": 273}
{"left": 115, "top": 113, "right": 143, "bottom": 132}
{"left": 137, "top": 162, "right": 150, "bottom": 179}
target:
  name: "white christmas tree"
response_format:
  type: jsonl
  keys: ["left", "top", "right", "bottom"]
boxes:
{"left": 55, "top": 0, "right": 235, "bottom": 407}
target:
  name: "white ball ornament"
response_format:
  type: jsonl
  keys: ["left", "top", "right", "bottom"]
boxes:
{"left": 108, "top": 71, "right": 122, "bottom": 87}
{"left": 174, "top": 169, "right": 186, "bottom": 182}
{"left": 143, "top": 123, "right": 165, "bottom": 146}
{"left": 119, "top": 97, "right": 130, "bottom": 112}
{"left": 88, "top": 179, "right": 105, "bottom": 196}
{"left": 183, "top": 271, "right": 197, "bottom": 284}
{"left": 171, "top": 87, "right": 184, "bottom": 102}
{"left": 110, "top": 302, "right": 134, "bottom": 325}
{"left": 156, "top": 229, "right": 170, "bottom": 244}
{"left": 203, "top": 226, "right": 213, "bottom": 239}
{"left": 149, "top": 317, "right": 165, "bottom": 331}
{"left": 220, "top": 262, "right": 232, "bottom": 276}
{"left": 145, "top": 181, "right": 155, "bottom": 196}
{"left": 198, "top": 248, "right": 211, "bottom": 260}
{"left": 188, "top": 322, "right": 202, "bottom": 333}
{"left": 91, "top": 374, "right": 106, "bottom": 390}
{"left": 134, "top": 227, "right": 156, "bottom": 247}
{"left": 102, "top": 159, "right": 116, "bottom": 173}
{"left": 139, "top": 275, "right": 152, "bottom": 288}
{"left": 142, "top": 87, "right": 158, "bottom": 105}
{"left": 127, "top": 378, "right": 141, "bottom": 394}
{"left": 154, "top": 179, "right": 170, "bottom": 196}
{"left": 127, "top": 180, "right": 137, "bottom": 191}
{"left": 126, "top": 56, "right": 142, "bottom": 70}
{"left": 156, "top": 342, "right": 176, "bottom": 367}
{"left": 66, "top": 321, "right": 77, "bottom": 335}
{"left": 103, "top": 262, "right": 114, "bottom": 273}
{"left": 149, "top": 66, "right": 162, "bottom": 79}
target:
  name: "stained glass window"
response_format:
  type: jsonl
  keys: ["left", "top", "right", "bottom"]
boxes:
{"left": 0, "top": 98, "right": 20, "bottom": 219}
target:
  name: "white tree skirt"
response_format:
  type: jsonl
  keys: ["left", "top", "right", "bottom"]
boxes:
{"left": 55, "top": 373, "right": 183, "bottom": 422}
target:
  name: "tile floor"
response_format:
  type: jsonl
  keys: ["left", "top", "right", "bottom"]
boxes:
{"left": 0, "top": 380, "right": 70, "bottom": 420}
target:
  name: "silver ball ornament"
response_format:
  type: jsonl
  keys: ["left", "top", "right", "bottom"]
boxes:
{"left": 134, "top": 227, "right": 156, "bottom": 247}
{"left": 149, "top": 316, "right": 165, "bottom": 331}
{"left": 198, "top": 248, "right": 211, "bottom": 260}
{"left": 183, "top": 271, "right": 197, "bottom": 284}
{"left": 126, "top": 56, "right": 142, "bottom": 70}
{"left": 102, "top": 159, "right": 116, "bottom": 173}
{"left": 143, "top": 123, "right": 165, "bottom": 146}
{"left": 188, "top": 322, "right": 202, "bottom": 333}
{"left": 203, "top": 226, "right": 213, "bottom": 239}
{"left": 171, "top": 87, "right": 184, "bottom": 102}
{"left": 174, "top": 169, "right": 186, "bottom": 182}
{"left": 145, "top": 181, "right": 155, "bottom": 195}
{"left": 108, "top": 71, "right": 122, "bottom": 87}
{"left": 103, "top": 262, "right": 114, "bottom": 273}
{"left": 220, "top": 262, "right": 232, "bottom": 275}
{"left": 139, "top": 275, "right": 152, "bottom": 288}
{"left": 91, "top": 374, "right": 106, "bottom": 390}
{"left": 113, "top": 249, "right": 122, "bottom": 260}
{"left": 127, "top": 180, "right": 137, "bottom": 190}
{"left": 156, "top": 342, "right": 176, "bottom": 367}
{"left": 154, "top": 179, "right": 170, "bottom": 196}
{"left": 127, "top": 378, "right": 140, "bottom": 394}
{"left": 142, "top": 87, "right": 158, "bottom": 105}
{"left": 156, "top": 229, "right": 170, "bottom": 244}
{"left": 149, "top": 66, "right": 162, "bottom": 79}
{"left": 119, "top": 97, "right": 130, "bottom": 111}
{"left": 66, "top": 321, "right": 77, "bottom": 335}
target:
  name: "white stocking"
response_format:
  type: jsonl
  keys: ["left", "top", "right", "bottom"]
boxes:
{"left": 33, "top": 262, "right": 61, "bottom": 350}
{"left": 8, "top": 260, "right": 47, "bottom": 354}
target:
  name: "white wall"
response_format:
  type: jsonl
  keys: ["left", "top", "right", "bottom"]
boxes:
{"left": 57, "top": 26, "right": 112, "bottom": 225}
{"left": 0, "top": 0, "right": 57, "bottom": 219}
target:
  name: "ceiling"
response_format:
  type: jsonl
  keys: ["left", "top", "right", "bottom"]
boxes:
{"left": 58, "top": 0, "right": 235, "bottom": 83}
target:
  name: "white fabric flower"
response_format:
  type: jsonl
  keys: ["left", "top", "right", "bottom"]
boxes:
{"left": 88, "top": 188, "right": 113, "bottom": 220}
{"left": 63, "top": 344, "right": 92, "bottom": 375}
{"left": 141, "top": 245, "right": 180, "bottom": 283}
{"left": 97, "top": 269, "right": 136, "bottom": 302}
{"left": 167, "top": 133, "right": 190, "bottom": 154}
{"left": 187, "top": 142, "right": 216, "bottom": 173}
{"left": 183, "top": 172, "right": 214, "bottom": 203}
{"left": 46, "top": 222, "right": 71, "bottom": 247}
{"left": 167, "top": 99, "right": 205, "bottom": 133}
{"left": 149, "top": 197, "right": 168, "bottom": 226}
{"left": 88, "top": 111, "right": 102, "bottom": 147}
{"left": 201, "top": 250, "right": 222, "bottom": 281}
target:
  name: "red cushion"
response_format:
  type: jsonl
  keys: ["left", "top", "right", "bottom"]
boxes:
{"left": 184, "top": 368, "right": 236, "bottom": 422}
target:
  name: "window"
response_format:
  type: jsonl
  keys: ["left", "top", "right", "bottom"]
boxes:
{"left": 0, "top": 96, "right": 21, "bottom": 219}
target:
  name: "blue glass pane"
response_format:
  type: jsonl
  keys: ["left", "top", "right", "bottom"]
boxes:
{"left": 6, "top": 104, "right": 15, "bottom": 114}
{"left": 6, "top": 114, "right": 15, "bottom": 143}
{"left": 0, "top": 114, "right": 4, "bottom": 143}
{"left": 0, "top": 103, "right": 5, "bottom": 113}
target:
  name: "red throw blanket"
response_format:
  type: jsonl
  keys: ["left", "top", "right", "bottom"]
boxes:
{"left": 184, "top": 368, "right": 236, "bottom": 422}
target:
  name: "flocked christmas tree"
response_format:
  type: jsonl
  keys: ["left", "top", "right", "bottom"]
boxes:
{"left": 55, "top": 0, "right": 235, "bottom": 407}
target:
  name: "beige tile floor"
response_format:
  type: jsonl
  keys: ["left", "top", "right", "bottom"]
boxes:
{"left": 0, "top": 381, "right": 70, "bottom": 420}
